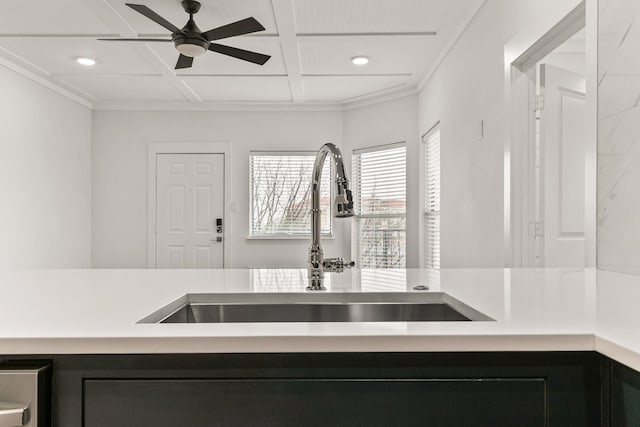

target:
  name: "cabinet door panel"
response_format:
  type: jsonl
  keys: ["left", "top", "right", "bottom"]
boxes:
{"left": 611, "top": 361, "right": 640, "bottom": 426}
{"left": 84, "top": 378, "right": 545, "bottom": 427}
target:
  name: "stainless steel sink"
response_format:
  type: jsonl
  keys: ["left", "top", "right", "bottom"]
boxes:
{"left": 139, "top": 293, "right": 492, "bottom": 323}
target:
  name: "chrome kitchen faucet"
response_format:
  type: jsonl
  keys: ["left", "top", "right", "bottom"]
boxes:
{"left": 307, "top": 143, "right": 355, "bottom": 291}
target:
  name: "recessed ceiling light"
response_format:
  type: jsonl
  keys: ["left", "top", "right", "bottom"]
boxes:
{"left": 76, "top": 57, "right": 96, "bottom": 66}
{"left": 351, "top": 56, "right": 369, "bottom": 66}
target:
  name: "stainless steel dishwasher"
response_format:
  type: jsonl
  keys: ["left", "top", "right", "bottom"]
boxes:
{"left": 0, "top": 364, "right": 50, "bottom": 427}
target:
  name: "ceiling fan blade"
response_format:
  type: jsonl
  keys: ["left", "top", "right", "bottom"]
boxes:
{"left": 125, "top": 3, "right": 184, "bottom": 34}
{"left": 208, "top": 43, "right": 270, "bottom": 65}
{"left": 98, "top": 38, "right": 173, "bottom": 42}
{"left": 175, "top": 54, "right": 194, "bottom": 69}
{"left": 202, "top": 17, "right": 265, "bottom": 41}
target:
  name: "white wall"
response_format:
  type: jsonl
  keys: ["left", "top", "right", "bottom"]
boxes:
{"left": 0, "top": 65, "right": 92, "bottom": 268}
{"left": 92, "top": 96, "right": 420, "bottom": 269}
{"left": 418, "top": 0, "right": 582, "bottom": 267}
{"left": 342, "top": 95, "right": 420, "bottom": 267}
{"left": 91, "top": 109, "right": 343, "bottom": 268}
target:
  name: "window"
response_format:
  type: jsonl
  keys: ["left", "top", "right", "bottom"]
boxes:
{"left": 352, "top": 143, "right": 406, "bottom": 268}
{"left": 249, "top": 152, "right": 331, "bottom": 237}
{"left": 423, "top": 125, "right": 441, "bottom": 268}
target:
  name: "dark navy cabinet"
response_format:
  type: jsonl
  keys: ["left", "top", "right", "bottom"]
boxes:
{"left": 84, "top": 377, "right": 546, "bottom": 427}
{"left": 49, "top": 352, "right": 605, "bottom": 427}
{"left": 610, "top": 360, "right": 640, "bottom": 426}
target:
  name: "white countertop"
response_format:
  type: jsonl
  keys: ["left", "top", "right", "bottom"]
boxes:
{"left": 0, "top": 267, "right": 638, "bottom": 371}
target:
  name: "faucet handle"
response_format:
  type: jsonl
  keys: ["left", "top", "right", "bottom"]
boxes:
{"left": 323, "top": 258, "right": 355, "bottom": 273}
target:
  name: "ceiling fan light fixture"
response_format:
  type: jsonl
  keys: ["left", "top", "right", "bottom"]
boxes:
{"left": 100, "top": 2, "right": 270, "bottom": 69}
{"left": 176, "top": 43, "right": 207, "bottom": 57}
{"left": 351, "top": 56, "right": 369, "bottom": 66}
{"left": 76, "top": 57, "right": 96, "bottom": 66}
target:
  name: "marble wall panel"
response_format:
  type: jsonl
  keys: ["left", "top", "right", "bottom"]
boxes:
{"left": 597, "top": 0, "right": 640, "bottom": 275}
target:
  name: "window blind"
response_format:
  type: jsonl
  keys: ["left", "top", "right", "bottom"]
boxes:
{"left": 355, "top": 269, "right": 407, "bottom": 292}
{"left": 249, "top": 152, "right": 331, "bottom": 236}
{"left": 352, "top": 143, "right": 406, "bottom": 268}
{"left": 423, "top": 126, "right": 441, "bottom": 268}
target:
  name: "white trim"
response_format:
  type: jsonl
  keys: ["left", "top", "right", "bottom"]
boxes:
{"left": 147, "top": 142, "right": 233, "bottom": 268}
{"left": 505, "top": 64, "right": 535, "bottom": 268}
{"left": 249, "top": 150, "right": 318, "bottom": 156}
{"left": 422, "top": 121, "right": 441, "bottom": 139}
{"left": 504, "top": 1, "right": 590, "bottom": 267}
{"left": 353, "top": 141, "right": 406, "bottom": 155}
{"left": 94, "top": 100, "right": 345, "bottom": 112}
{"left": 297, "top": 32, "right": 437, "bottom": 38}
{"left": 0, "top": 53, "right": 93, "bottom": 109}
{"left": 418, "top": 128, "right": 429, "bottom": 268}
{"left": 94, "top": 87, "right": 421, "bottom": 113}
{"left": 246, "top": 235, "right": 334, "bottom": 241}
{"left": 511, "top": 2, "right": 586, "bottom": 70}
{"left": 342, "top": 87, "right": 419, "bottom": 111}
{"left": 584, "top": 0, "right": 597, "bottom": 268}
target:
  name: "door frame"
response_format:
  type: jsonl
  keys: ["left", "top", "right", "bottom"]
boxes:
{"left": 503, "top": 0, "right": 596, "bottom": 267}
{"left": 147, "top": 142, "right": 232, "bottom": 268}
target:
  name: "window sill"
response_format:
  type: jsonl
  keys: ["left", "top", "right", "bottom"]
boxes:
{"left": 246, "top": 234, "right": 334, "bottom": 241}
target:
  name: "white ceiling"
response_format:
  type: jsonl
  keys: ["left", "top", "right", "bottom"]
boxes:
{"left": 0, "top": 0, "right": 485, "bottom": 108}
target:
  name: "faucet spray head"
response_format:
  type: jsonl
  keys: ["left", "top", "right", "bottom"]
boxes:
{"left": 334, "top": 188, "right": 354, "bottom": 218}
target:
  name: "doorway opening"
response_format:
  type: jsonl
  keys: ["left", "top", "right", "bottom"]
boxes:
{"left": 505, "top": 1, "right": 595, "bottom": 267}
{"left": 532, "top": 36, "right": 587, "bottom": 267}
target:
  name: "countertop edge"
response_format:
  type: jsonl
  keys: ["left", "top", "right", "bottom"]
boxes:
{"left": 0, "top": 333, "right": 596, "bottom": 356}
{"left": 596, "top": 336, "right": 640, "bottom": 371}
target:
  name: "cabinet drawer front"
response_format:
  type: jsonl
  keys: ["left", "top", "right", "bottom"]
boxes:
{"left": 84, "top": 378, "right": 546, "bottom": 427}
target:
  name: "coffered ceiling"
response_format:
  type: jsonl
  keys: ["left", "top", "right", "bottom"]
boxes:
{"left": 0, "top": 0, "right": 485, "bottom": 108}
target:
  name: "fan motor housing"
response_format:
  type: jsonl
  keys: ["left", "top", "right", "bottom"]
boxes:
{"left": 174, "top": 36, "right": 209, "bottom": 49}
{"left": 181, "top": 0, "right": 201, "bottom": 14}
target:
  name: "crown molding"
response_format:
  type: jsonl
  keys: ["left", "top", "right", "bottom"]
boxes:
{"left": 93, "top": 84, "right": 421, "bottom": 113}
{"left": 342, "top": 86, "right": 419, "bottom": 111}
{"left": 92, "top": 100, "right": 345, "bottom": 112}
{"left": 0, "top": 52, "right": 94, "bottom": 109}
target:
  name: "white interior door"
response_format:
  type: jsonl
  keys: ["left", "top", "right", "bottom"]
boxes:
{"left": 156, "top": 153, "right": 224, "bottom": 268}
{"left": 539, "top": 64, "right": 587, "bottom": 267}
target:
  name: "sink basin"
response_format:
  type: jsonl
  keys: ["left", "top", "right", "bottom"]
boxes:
{"left": 139, "top": 293, "right": 492, "bottom": 323}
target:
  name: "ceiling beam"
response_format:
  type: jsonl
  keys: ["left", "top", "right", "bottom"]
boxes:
{"left": 132, "top": 32, "right": 437, "bottom": 39}
{"left": 270, "top": 0, "right": 305, "bottom": 103}
{"left": 298, "top": 32, "right": 437, "bottom": 38}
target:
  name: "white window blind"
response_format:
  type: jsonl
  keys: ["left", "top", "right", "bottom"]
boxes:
{"left": 423, "top": 126, "right": 441, "bottom": 268}
{"left": 352, "top": 143, "right": 406, "bottom": 268}
{"left": 250, "top": 152, "right": 331, "bottom": 237}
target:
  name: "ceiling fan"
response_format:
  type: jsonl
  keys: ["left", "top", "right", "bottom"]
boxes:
{"left": 99, "top": 0, "right": 271, "bottom": 69}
